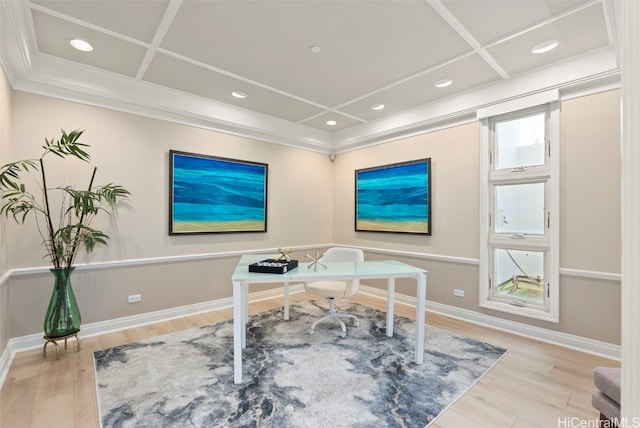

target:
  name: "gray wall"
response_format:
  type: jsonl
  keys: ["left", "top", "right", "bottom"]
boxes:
{"left": 1, "top": 87, "right": 621, "bottom": 345}
{"left": 5, "top": 92, "right": 333, "bottom": 337}
{"left": 332, "top": 90, "right": 621, "bottom": 344}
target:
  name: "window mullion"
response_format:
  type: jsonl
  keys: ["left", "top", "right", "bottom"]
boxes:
{"left": 480, "top": 102, "right": 559, "bottom": 323}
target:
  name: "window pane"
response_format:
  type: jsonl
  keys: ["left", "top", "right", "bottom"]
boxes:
{"left": 494, "top": 248, "right": 544, "bottom": 304}
{"left": 495, "top": 113, "right": 545, "bottom": 169}
{"left": 495, "top": 182, "right": 545, "bottom": 234}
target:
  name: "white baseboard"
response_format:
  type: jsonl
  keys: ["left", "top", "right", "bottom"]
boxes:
{"left": 0, "top": 284, "right": 304, "bottom": 388}
{"left": 0, "top": 282, "right": 619, "bottom": 390}
{"left": 0, "top": 341, "right": 11, "bottom": 390}
{"left": 359, "top": 284, "right": 621, "bottom": 361}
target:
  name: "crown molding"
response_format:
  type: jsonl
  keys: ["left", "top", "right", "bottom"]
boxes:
{"left": 332, "top": 48, "right": 619, "bottom": 152}
{"left": 1, "top": 1, "right": 620, "bottom": 154}
{"left": 15, "top": 53, "right": 334, "bottom": 153}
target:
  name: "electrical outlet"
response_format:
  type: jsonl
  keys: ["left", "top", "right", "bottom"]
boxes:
{"left": 453, "top": 289, "right": 464, "bottom": 297}
{"left": 128, "top": 294, "right": 141, "bottom": 303}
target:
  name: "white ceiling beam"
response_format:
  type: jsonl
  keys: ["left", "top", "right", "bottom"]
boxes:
{"left": 332, "top": 47, "right": 619, "bottom": 152}
{"left": 427, "top": 0, "right": 510, "bottom": 79}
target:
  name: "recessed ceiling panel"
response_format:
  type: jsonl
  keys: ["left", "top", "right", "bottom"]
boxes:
{"left": 301, "top": 113, "right": 362, "bottom": 132}
{"left": 31, "top": 10, "right": 147, "bottom": 77}
{"left": 31, "top": 0, "right": 169, "bottom": 43}
{"left": 440, "top": 0, "right": 588, "bottom": 45}
{"left": 144, "top": 53, "right": 325, "bottom": 123}
{"left": 338, "top": 54, "right": 501, "bottom": 121}
{"left": 486, "top": 4, "right": 610, "bottom": 77}
{"left": 160, "top": 1, "right": 472, "bottom": 107}
{"left": 6, "top": 0, "right": 617, "bottom": 137}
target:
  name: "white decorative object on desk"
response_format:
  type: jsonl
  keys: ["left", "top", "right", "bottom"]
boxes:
{"left": 305, "top": 252, "right": 326, "bottom": 271}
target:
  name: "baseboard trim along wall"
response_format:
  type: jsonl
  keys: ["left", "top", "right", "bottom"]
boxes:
{"left": 360, "top": 285, "right": 621, "bottom": 361}
{"left": 0, "top": 283, "right": 305, "bottom": 388}
{"left": 0, "top": 245, "right": 621, "bottom": 388}
{"left": 0, "top": 281, "right": 620, "bottom": 389}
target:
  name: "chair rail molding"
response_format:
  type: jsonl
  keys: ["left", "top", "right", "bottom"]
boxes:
{"left": 2, "top": 245, "right": 621, "bottom": 283}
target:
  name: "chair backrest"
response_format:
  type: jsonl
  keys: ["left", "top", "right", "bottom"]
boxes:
{"left": 320, "top": 247, "right": 364, "bottom": 296}
{"left": 319, "top": 247, "right": 364, "bottom": 264}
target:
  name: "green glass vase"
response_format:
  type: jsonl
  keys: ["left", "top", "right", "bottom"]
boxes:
{"left": 44, "top": 267, "right": 82, "bottom": 338}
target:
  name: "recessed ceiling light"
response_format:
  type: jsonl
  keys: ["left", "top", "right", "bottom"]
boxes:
{"left": 370, "top": 103, "right": 385, "bottom": 111}
{"left": 68, "top": 38, "right": 94, "bottom": 52}
{"left": 231, "top": 90, "right": 248, "bottom": 99}
{"left": 530, "top": 39, "right": 559, "bottom": 54}
{"left": 310, "top": 45, "right": 322, "bottom": 54}
{"left": 434, "top": 78, "right": 453, "bottom": 88}
{"left": 326, "top": 120, "right": 337, "bottom": 126}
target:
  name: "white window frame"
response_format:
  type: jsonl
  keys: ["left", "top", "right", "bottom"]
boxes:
{"left": 479, "top": 101, "right": 560, "bottom": 322}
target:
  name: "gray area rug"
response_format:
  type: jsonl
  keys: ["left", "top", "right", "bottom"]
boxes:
{"left": 94, "top": 300, "right": 507, "bottom": 427}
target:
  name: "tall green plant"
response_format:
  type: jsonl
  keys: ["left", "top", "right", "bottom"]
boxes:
{"left": 0, "top": 129, "right": 130, "bottom": 269}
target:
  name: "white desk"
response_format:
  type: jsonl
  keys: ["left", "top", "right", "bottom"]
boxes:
{"left": 231, "top": 254, "right": 427, "bottom": 384}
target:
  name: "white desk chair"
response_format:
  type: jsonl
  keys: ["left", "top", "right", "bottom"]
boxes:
{"left": 304, "top": 247, "right": 364, "bottom": 337}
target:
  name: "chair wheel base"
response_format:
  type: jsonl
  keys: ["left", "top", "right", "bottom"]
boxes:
{"left": 307, "top": 313, "right": 359, "bottom": 337}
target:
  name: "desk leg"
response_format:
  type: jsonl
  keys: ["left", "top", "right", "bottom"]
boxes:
{"left": 415, "top": 273, "right": 426, "bottom": 364}
{"left": 386, "top": 278, "right": 395, "bottom": 337}
{"left": 233, "top": 280, "right": 243, "bottom": 384}
{"left": 241, "top": 283, "right": 248, "bottom": 349}
{"left": 283, "top": 280, "right": 290, "bottom": 320}
{"left": 243, "top": 283, "right": 249, "bottom": 324}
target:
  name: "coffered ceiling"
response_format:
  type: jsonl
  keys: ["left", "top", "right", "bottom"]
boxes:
{"left": 0, "top": 0, "right": 619, "bottom": 153}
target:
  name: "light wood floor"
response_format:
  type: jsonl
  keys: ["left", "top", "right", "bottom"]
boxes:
{"left": 0, "top": 292, "right": 619, "bottom": 428}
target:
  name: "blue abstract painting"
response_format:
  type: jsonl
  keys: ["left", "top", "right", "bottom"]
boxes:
{"left": 355, "top": 159, "right": 431, "bottom": 235}
{"left": 170, "top": 151, "right": 267, "bottom": 234}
